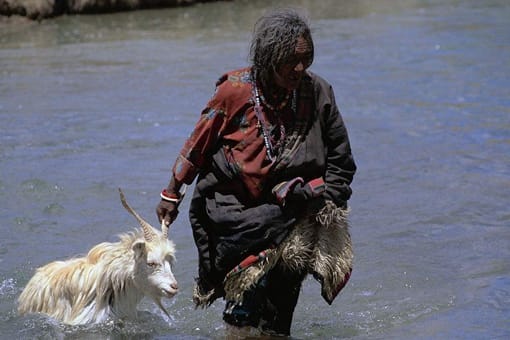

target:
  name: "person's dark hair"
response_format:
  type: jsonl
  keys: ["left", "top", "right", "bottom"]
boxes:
{"left": 250, "top": 9, "right": 314, "bottom": 86}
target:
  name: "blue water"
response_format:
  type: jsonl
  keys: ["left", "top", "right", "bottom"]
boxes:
{"left": 1, "top": 0, "right": 509, "bottom": 338}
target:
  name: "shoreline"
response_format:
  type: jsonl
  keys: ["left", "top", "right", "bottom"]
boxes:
{"left": 0, "top": 0, "right": 227, "bottom": 20}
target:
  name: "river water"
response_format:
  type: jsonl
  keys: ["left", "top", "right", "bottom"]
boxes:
{"left": 1, "top": 0, "right": 509, "bottom": 339}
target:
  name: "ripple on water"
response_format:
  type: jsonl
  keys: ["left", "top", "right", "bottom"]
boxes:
{"left": 20, "top": 179, "right": 64, "bottom": 197}
{"left": 0, "top": 278, "right": 16, "bottom": 296}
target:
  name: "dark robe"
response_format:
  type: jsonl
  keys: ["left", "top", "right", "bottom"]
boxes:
{"left": 181, "top": 69, "right": 356, "bottom": 296}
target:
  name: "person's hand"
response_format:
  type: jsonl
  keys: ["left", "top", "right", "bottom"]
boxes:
{"left": 272, "top": 177, "right": 304, "bottom": 205}
{"left": 291, "top": 177, "right": 326, "bottom": 201}
{"left": 272, "top": 177, "right": 326, "bottom": 206}
{"left": 156, "top": 200, "right": 179, "bottom": 226}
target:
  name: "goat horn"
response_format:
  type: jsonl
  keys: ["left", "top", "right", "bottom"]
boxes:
{"left": 161, "top": 220, "right": 169, "bottom": 239}
{"left": 118, "top": 188, "right": 157, "bottom": 242}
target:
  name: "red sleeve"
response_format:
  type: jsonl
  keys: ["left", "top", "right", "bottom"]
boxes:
{"left": 172, "top": 95, "right": 227, "bottom": 184}
{"left": 172, "top": 68, "right": 253, "bottom": 185}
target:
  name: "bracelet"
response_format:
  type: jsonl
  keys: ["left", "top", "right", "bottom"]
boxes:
{"left": 160, "top": 189, "right": 182, "bottom": 204}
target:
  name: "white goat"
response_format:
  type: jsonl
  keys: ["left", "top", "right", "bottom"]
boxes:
{"left": 17, "top": 189, "right": 178, "bottom": 325}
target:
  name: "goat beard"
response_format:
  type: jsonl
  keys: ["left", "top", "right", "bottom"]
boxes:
{"left": 153, "top": 297, "right": 171, "bottom": 319}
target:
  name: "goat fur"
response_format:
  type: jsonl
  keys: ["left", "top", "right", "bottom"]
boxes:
{"left": 17, "top": 189, "right": 178, "bottom": 325}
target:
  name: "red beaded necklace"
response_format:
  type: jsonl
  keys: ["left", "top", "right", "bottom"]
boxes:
{"left": 252, "top": 75, "right": 296, "bottom": 162}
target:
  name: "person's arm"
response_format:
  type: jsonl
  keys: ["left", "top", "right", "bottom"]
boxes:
{"left": 270, "top": 78, "right": 356, "bottom": 209}
{"left": 157, "top": 91, "right": 228, "bottom": 225}
{"left": 322, "top": 84, "right": 356, "bottom": 207}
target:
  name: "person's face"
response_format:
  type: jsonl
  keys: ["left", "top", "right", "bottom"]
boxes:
{"left": 273, "top": 36, "right": 313, "bottom": 90}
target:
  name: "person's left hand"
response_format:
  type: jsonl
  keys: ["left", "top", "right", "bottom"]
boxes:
{"left": 272, "top": 177, "right": 326, "bottom": 206}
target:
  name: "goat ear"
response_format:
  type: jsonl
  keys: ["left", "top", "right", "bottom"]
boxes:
{"left": 132, "top": 240, "right": 147, "bottom": 259}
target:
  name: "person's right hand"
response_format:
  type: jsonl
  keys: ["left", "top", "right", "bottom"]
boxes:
{"left": 156, "top": 200, "right": 179, "bottom": 226}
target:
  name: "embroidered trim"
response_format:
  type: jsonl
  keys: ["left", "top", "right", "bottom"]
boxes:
{"left": 251, "top": 72, "right": 296, "bottom": 162}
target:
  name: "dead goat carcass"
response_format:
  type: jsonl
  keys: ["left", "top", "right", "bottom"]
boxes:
{"left": 17, "top": 189, "right": 178, "bottom": 325}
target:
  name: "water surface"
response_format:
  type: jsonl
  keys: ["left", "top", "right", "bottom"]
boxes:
{"left": 1, "top": 0, "right": 509, "bottom": 338}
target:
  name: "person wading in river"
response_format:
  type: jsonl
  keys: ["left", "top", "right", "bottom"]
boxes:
{"left": 156, "top": 9, "right": 356, "bottom": 337}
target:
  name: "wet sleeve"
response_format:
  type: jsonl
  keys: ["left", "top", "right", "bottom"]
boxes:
{"left": 322, "top": 85, "right": 357, "bottom": 206}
